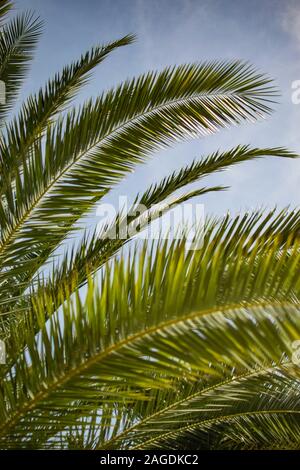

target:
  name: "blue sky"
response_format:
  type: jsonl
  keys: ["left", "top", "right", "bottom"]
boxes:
{"left": 13, "top": 0, "right": 300, "bottom": 226}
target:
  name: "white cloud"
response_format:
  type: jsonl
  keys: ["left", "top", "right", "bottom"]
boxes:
{"left": 282, "top": 1, "right": 300, "bottom": 47}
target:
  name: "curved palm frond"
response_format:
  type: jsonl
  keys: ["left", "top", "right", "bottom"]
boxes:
{"left": 0, "top": 62, "right": 278, "bottom": 279}
{"left": 0, "top": 1, "right": 299, "bottom": 451}
{"left": 1, "top": 212, "right": 300, "bottom": 448}
{"left": 0, "top": 144, "right": 295, "bottom": 310}
{"left": 0, "top": 1, "right": 12, "bottom": 26}
{"left": 0, "top": 145, "right": 295, "bottom": 331}
{"left": 0, "top": 33, "right": 135, "bottom": 194}
{"left": 0, "top": 11, "right": 42, "bottom": 120}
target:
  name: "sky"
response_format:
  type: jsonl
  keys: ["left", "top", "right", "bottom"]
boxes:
{"left": 11, "top": 0, "right": 300, "bottom": 234}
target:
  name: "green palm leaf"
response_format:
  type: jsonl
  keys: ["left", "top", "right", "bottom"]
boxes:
{"left": 0, "top": 34, "right": 135, "bottom": 194}
{"left": 1, "top": 213, "right": 300, "bottom": 448}
{"left": 0, "top": 1, "right": 12, "bottom": 25}
{"left": 0, "top": 1, "right": 299, "bottom": 451}
{"left": 0, "top": 12, "right": 42, "bottom": 120}
{"left": 0, "top": 61, "right": 283, "bottom": 299}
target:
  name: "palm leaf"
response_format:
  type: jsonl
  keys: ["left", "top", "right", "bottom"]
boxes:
{"left": 0, "top": 34, "right": 135, "bottom": 194}
{"left": 0, "top": 2, "right": 299, "bottom": 451}
{"left": 1, "top": 215, "right": 300, "bottom": 448}
{"left": 0, "top": 12, "right": 42, "bottom": 120}
{"left": 0, "top": 146, "right": 294, "bottom": 325}
{"left": 0, "top": 1, "right": 12, "bottom": 26}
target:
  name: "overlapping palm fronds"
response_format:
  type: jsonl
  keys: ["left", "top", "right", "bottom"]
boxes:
{"left": 0, "top": 0, "right": 299, "bottom": 450}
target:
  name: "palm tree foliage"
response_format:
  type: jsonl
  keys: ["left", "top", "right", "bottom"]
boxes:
{"left": 0, "top": 0, "right": 299, "bottom": 449}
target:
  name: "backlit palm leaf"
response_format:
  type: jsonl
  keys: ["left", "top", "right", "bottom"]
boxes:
{"left": 0, "top": 1, "right": 299, "bottom": 451}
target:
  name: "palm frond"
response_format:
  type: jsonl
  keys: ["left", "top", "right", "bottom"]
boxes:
{"left": 0, "top": 2, "right": 299, "bottom": 450}
{"left": 0, "top": 11, "right": 42, "bottom": 120}
{"left": 0, "top": 34, "right": 135, "bottom": 194}
{"left": 1, "top": 217, "right": 300, "bottom": 448}
{"left": 0, "top": 146, "right": 294, "bottom": 320}
{"left": 0, "top": 1, "right": 12, "bottom": 26}
{"left": 111, "top": 369, "right": 300, "bottom": 450}
{"left": 24, "top": 204, "right": 300, "bottom": 326}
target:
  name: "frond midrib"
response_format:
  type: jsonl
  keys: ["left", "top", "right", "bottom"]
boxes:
{"left": 0, "top": 298, "right": 295, "bottom": 441}
{"left": 101, "top": 363, "right": 282, "bottom": 449}
{"left": 0, "top": 89, "right": 263, "bottom": 271}
{"left": 0, "top": 18, "right": 32, "bottom": 76}
{"left": 0, "top": 158, "right": 75, "bottom": 262}
{"left": 134, "top": 409, "right": 300, "bottom": 449}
